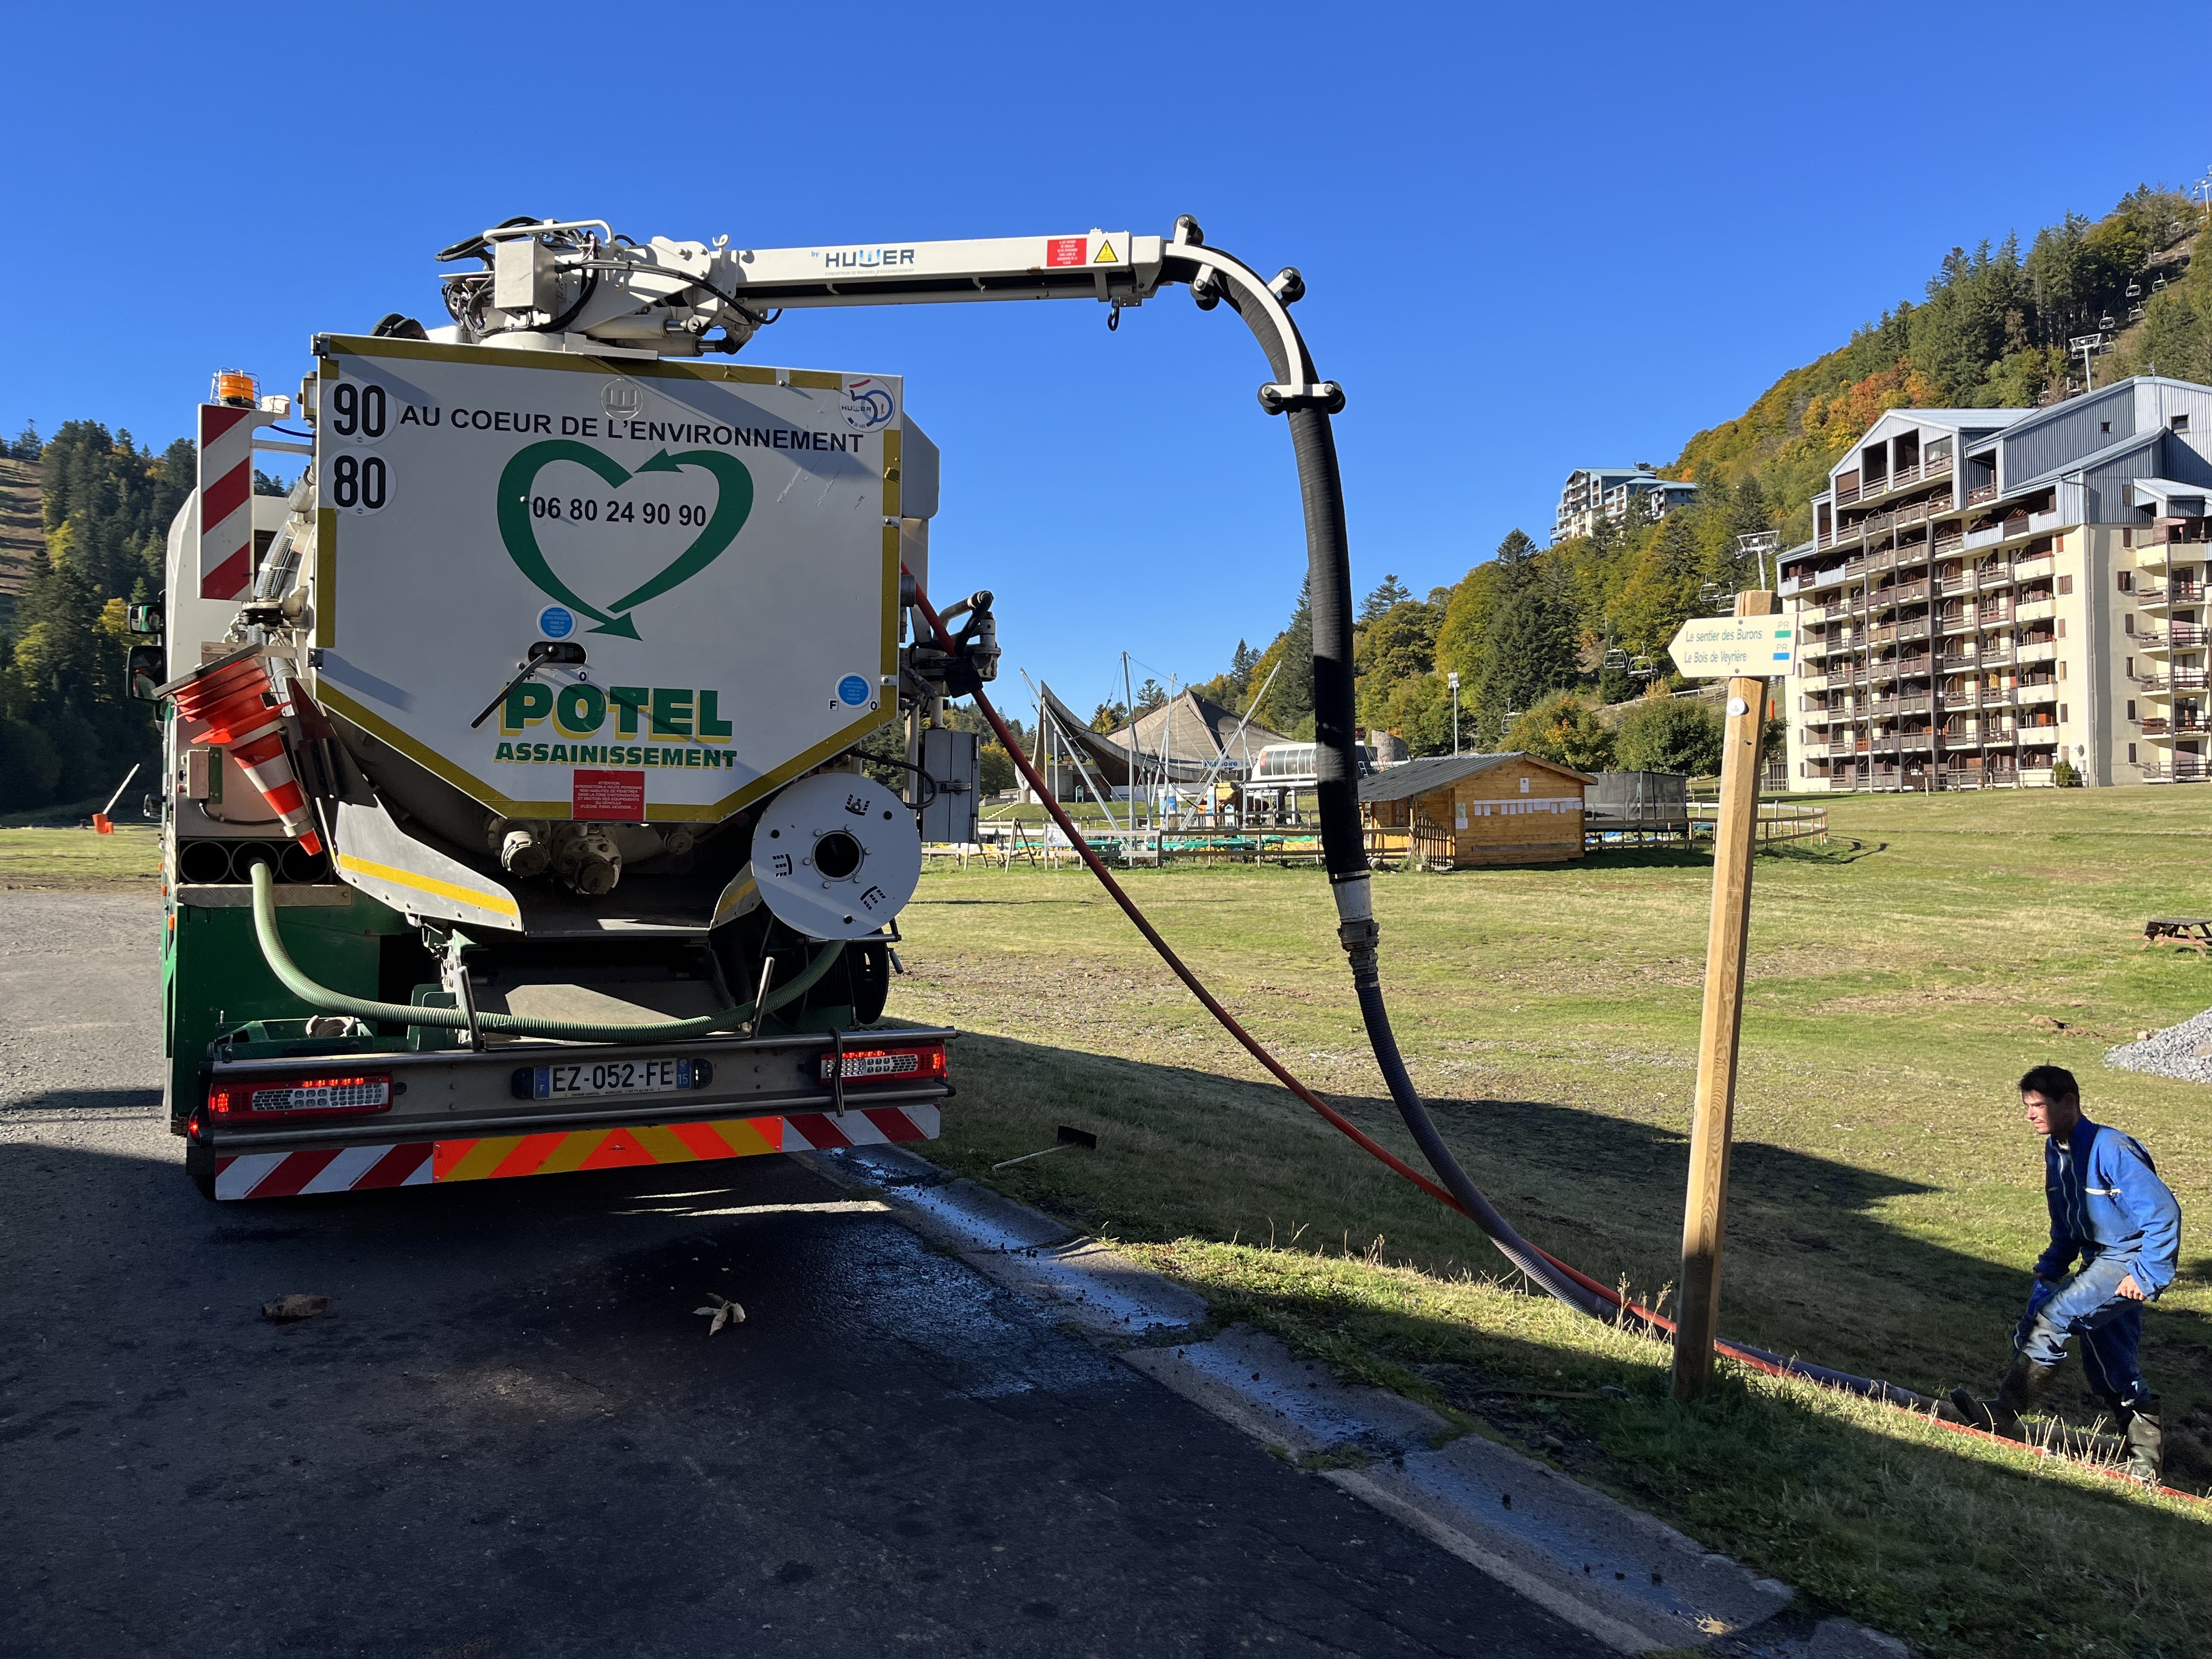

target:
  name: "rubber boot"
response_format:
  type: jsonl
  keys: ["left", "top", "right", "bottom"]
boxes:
{"left": 2118, "top": 1400, "right": 2164, "bottom": 1486}
{"left": 1950, "top": 1355, "right": 2056, "bottom": 1439}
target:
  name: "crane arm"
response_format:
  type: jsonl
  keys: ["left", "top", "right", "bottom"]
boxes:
{"left": 436, "top": 216, "right": 1339, "bottom": 414}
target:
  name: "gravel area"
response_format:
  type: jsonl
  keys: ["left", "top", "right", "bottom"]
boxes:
{"left": 2104, "top": 1007, "right": 2212, "bottom": 1084}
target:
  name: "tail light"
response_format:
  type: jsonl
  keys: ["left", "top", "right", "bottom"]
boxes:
{"left": 819, "top": 1042, "right": 947, "bottom": 1084}
{"left": 207, "top": 1073, "right": 392, "bottom": 1124}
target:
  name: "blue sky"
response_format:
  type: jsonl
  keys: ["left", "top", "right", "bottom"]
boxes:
{"left": 3, "top": 4, "right": 2205, "bottom": 719}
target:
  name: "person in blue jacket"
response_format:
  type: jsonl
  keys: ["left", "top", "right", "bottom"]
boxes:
{"left": 1951, "top": 1065, "right": 2182, "bottom": 1483}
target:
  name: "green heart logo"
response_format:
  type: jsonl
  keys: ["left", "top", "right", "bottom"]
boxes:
{"left": 496, "top": 441, "right": 754, "bottom": 639}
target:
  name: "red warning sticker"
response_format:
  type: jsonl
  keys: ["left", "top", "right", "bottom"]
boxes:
{"left": 1045, "top": 236, "right": 1087, "bottom": 268}
{"left": 572, "top": 769, "right": 645, "bottom": 821}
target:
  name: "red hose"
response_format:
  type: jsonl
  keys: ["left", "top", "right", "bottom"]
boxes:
{"left": 902, "top": 569, "right": 2200, "bottom": 1503}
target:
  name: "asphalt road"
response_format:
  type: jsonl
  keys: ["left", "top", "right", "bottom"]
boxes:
{"left": 0, "top": 890, "right": 1606, "bottom": 1658}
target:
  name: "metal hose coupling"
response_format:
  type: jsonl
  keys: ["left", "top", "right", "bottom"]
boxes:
{"left": 1336, "top": 916, "right": 1382, "bottom": 987}
{"left": 1331, "top": 870, "right": 1380, "bottom": 979}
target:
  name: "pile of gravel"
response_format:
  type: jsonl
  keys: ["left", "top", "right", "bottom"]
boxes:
{"left": 2105, "top": 1007, "right": 2212, "bottom": 1083}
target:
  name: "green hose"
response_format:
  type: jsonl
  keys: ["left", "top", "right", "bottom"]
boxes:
{"left": 247, "top": 861, "right": 845, "bottom": 1043}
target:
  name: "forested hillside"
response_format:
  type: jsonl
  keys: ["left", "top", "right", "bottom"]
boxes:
{"left": 0, "top": 422, "right": 190, "bottom": 810}
{"left": 1195, "top": 183, "right": 2212, "bottom": 772}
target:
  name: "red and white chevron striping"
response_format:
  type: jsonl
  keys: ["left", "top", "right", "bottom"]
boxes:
{"left": 197, "top": 404, "right": 257, "bottom": 600}
{"left": 212, "top": 1103, "right": 941, "bottom": 1200}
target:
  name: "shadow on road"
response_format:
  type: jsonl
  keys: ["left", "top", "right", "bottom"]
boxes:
{"left": 0, "top": 1129, "right": 1606, "bottom": 1659}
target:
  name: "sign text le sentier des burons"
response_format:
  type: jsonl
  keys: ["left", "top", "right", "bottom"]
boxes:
{"left": 1667, "top": 618, "right": 1797, "bottom": 680}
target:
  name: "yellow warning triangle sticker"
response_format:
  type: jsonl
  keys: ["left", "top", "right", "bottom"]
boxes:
{"left": 1093, "top": 239, "right": 1119, "bottom": 264}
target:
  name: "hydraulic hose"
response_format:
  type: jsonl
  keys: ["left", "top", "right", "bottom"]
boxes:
{"left": 247, "top": 860, "right": 844, "bottom": 1043}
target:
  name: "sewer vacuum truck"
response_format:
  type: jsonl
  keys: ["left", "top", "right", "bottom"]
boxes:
{"left": 142, "top": 217, "right": 1021, "bottom": 1200}
{"left": 144, "top": 214, "right": 1331, "bottom": 1202}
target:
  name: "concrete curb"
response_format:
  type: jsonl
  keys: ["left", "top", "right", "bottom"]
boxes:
{"left": 802, "top": 1143, "right": 1906, "bottom": 1657}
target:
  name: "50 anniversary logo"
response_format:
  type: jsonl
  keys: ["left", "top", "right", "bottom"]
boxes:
{"left": 496, "top": 441, "right": 754, "bottom": 639}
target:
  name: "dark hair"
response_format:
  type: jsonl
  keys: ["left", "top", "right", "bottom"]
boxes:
{"left": 2018, "top": 1064, "right": 2079, "bottom": 1102}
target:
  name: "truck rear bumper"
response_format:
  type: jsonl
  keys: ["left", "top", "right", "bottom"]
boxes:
{"left": 211, "top": 1099, "right": 941, "bottom": 1200}
{"left": 196, "top": 1027, "right": 951, "bottom": 1200}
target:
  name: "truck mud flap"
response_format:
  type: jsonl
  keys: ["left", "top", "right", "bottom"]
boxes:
{"left": 212, "top": 1103, "right": 940, "bottom": 1200}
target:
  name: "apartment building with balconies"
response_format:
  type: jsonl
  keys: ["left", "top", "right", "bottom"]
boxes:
{"left": 1777, "top": 376, "right": 2212, "bottom": 791}
{"left": 1551, "top": 466, "right": 1700, "bottom": 544}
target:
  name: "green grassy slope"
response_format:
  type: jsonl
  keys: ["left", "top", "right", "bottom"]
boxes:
{"left": 885, "top": 787, "right": 2212, "bottom": 1656}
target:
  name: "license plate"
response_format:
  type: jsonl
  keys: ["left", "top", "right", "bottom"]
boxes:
{"left": 527, "top": 1058, "right": 708, "bottom": 1100}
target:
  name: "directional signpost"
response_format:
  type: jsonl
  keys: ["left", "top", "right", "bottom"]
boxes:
{"left": 1667, "top": 615, "right": 1796, "bottom": 679}
{"left": 1667, "top": 593, "right": 1787, "bottom": 1401}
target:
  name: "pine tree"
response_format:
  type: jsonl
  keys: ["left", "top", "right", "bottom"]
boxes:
{"left": 1585, "top": 509, "right": 1621, "bottom": 561}
{"left": 1477, "top": 533, "right": 1583, "bottom": 738}
{"left": 1475, "top": 583, "right": 1576, "bottom": 742}
{"left": 1228, "top": 639, "right": 1256, "bottom": 693}
{"left": 1598, "top": 641, "right": 1637, "bottom": 707}
{"left": 1357, "top": 573, "right": 1412, "bottom": 624}
{"left": 1264, "top": 574, "right": 1316, "bottom": 736}
{"left": 1611, "top": 511, "right": 1705, "bottom": 664}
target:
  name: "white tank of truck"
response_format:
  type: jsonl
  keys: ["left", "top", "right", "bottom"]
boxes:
{"left": 296, "top": 334, "right": 932, "bottom": 934}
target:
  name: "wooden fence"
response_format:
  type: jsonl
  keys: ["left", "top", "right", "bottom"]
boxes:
{"left": 1686, "top": 800, "right": 1829, "bottom": 847}
{"left": 1362, "top": 823, "right": 1456, "bottom": 869}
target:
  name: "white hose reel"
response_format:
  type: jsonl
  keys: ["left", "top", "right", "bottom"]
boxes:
{"left": 751, "top": 772, "right": 922, "bottom": 940}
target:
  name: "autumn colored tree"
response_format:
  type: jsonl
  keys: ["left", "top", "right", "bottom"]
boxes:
{"left": 1353, "top": 597, "right": 1442, "bottom": 727}
{"left": 1505, "top": 692, "right": 1615, "bottom": 771}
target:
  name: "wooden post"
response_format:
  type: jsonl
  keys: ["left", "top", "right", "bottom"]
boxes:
{"left": 1671, "top": 590, "right": 1778, "bottom": 1402}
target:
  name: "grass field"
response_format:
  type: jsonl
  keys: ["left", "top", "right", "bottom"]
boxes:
{"left": 0, "top": 826, "right": 162, "bottom": 887}
{"left": 885, "top": 787, "right": 2212, "bottom": 1657}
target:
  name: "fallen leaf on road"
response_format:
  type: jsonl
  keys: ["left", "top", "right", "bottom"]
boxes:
{"left": 694, "top": 1293, "right": 746, "bottom": 1334}
{"left": 262, "top": 1294, "right": 330, "bottom": 1323}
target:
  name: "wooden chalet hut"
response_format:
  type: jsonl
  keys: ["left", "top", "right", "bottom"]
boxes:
{"left": 1357, "top": 753, "right": 1591, "bottom": 867}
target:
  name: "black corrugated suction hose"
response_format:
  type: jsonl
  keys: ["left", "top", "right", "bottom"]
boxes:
{"left": 1156, "top": 248, "right": 1606, "bottom": 1314}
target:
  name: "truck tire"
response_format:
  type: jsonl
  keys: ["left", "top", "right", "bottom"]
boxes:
{"left": 185, "top": 1141, "right": 219, "bottom": 1203}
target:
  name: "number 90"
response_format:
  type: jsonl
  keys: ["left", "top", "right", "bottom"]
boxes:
{"left": 329, "top": 381, "right": 387, "bottom": 438}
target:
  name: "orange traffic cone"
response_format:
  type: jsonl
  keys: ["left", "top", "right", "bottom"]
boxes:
{"left": 167, "top": 653, "right": 324, "bottom": 855}
{"left": 227, "top": 727, "right": 323, "bottom": 854}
